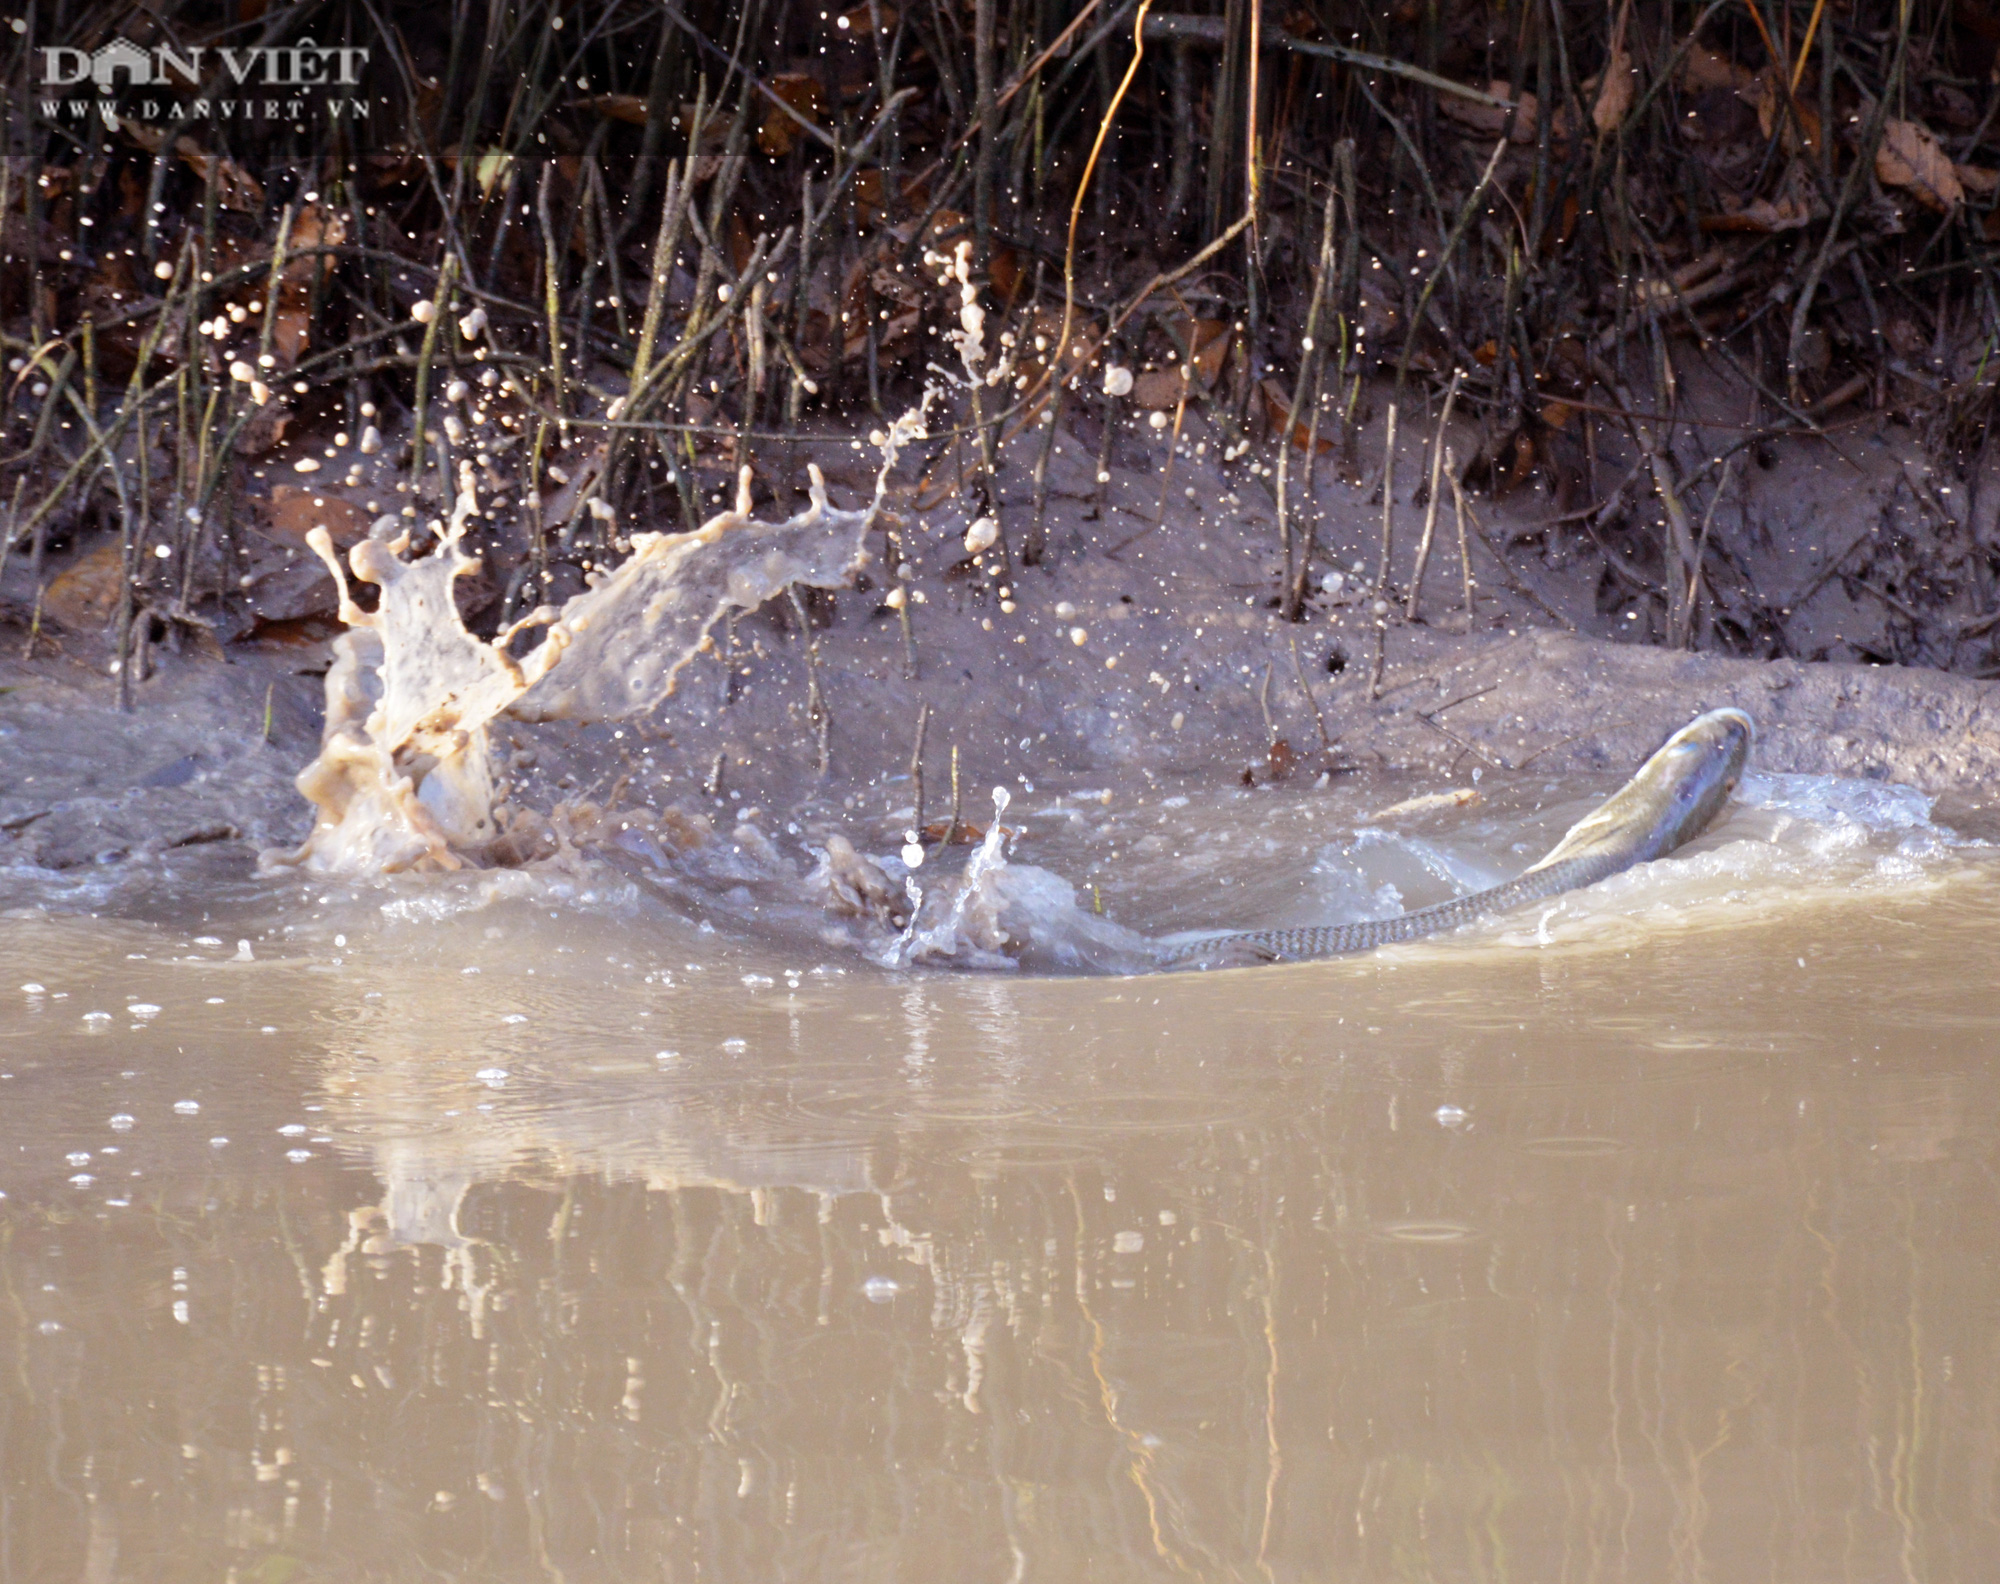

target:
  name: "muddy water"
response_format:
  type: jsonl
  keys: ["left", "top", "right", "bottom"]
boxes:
{"left": 4, "top": 773, "right": 2000, "bottom": 1582}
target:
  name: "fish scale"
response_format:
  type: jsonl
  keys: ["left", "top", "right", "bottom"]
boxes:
{"left": 1164, "top": 707, "right": 1754, "bottom": 968}
{"left": 1163, "top": 850, "right": 1627, "bottom": 965}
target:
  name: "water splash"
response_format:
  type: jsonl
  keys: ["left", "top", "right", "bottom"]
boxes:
{"left": 881, "top": 788, "right": 1156, "bottom": 972}
{"left": 270, "top": 405, "right": 929, "bottom": 876}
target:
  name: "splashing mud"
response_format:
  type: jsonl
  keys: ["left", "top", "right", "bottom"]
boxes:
{"left": 271, "top": 410, "right": 926, "bottom": 875}
{"left": 883, "top": 789, "right": 1156, "bottom": 973}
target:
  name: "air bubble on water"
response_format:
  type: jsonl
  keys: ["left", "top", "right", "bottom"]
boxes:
{"left": 128, "top": 1004, "right": 161, "bottom": 1019}
{"left": 233, "top": 941, "right": 254, "bottom": 961}
{"left": 721, "top": 1037, "right": 748, "bottom": 1052}
{"left": 655, "top": 1050, "right": 679, "bottom": 1063}
{"left": 861, "top": 1276, "right": 900, "bottom": 1303}
{"left": 278, "top": 1124, "right": 307, "bottom": 1137}
{"left": 500, "top": 1014, "right": 527, "bottom": 1025}
{"left": 741, "top": 974, "right": 774, "bottom": 988}
{"left": 1435, "top": 1104, "right": 1470, "bottom": 1129}
{"left": 21, "top": 983, "right": 44, "bottom": 994}
{"left": 209, "top": 1138, "right": 229, "bottom": 1148}
{"left": 286, "top": 1149, "right": 313, "bottom": 1163}
{"left": 66, "top": 1152, "right": 91, "bottom": 1167}
{"left": 82, "top": 1011, "right": 112, "bottom": 1025}
{"left": 475, "top": 1068, "right": 508, "bottom": 1088}
{"left": 68, "top": 1174, "right": 93, "bottom": 1187}
{"left": 108, "top": 1115, "right": 135, "bottom": 1131}
{"left": 174, "top": 1100, "right": 200, "bottom": 1115}
{"left": 37, "top": 1321, "right": 60, "bottom": 1335}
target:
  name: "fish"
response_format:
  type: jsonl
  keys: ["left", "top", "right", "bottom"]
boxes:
{"left": 1165, "top": 707, "right": 1754, "bottom": 967}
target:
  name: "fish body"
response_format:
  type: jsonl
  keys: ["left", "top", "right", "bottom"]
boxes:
{"left": 1167, "top": 708, "right": 1754, "bottom": 967}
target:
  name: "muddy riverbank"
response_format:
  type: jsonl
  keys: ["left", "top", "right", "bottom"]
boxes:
{"left": 6, "top": 404, "right": 2000, "bottom": 904}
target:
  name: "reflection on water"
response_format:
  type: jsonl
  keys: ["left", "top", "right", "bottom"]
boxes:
{"left": 4, "top": 778, "right": 2000, "bottom": 1581}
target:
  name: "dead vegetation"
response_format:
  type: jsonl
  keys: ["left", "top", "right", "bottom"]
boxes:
{"left": 2, "top": 0, "right": 1999, "bottom": 691}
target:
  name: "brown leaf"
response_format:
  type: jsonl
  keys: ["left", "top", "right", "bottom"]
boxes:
{"left": 263, "top": 485, "right": 373, "bottom": 548}
{"left": 41, "top": 544, "right": 124, "bottom": 633}
{"left": 1593, "top": 0, "right": 1637, "bottom": 135}
{"left": 271, "top": 307, "right": 310, "bottom": 366}
{"left": 758, "top": 73, "right": 825, "bottom": 158}
{"left": 1126, "top": 321, "right": 1230, "bottom": 410}
{"left": 1175, "top": 316, "right": 1232, "bottom": 385}
{"left": 1749, "top": 73, "right": 1820, "bottom": 155}
{"left": 173, "top": 138, "right": 263, "bottom": 211}
{"left": 988, "top": 246, "right": 1025, "bottom": 305}
{"left": 1258, "top": 379, "right": 1337, "bottom": 451}
{"left": 1132, "top": 368, "right": 1191, "bottom": 410}
{"left": 577, "top": 93, "right": 650, "bottom": 125}
{"left": 1680, "top": 43, "right": 1759, "bottom": 97}
{"left": 1958, "top": 163, "right": 2000, "bottom": 196}
{"left": 1877, "top": 119, "right": 1964, "bottom": 211}
{"left": 1438, "top": 81, "right": 1542, "bottom": 142}
{"left": 234, "top": 401, "right": 292, "bottom": 457}
{"left": 1702, "top": 160, "right": 1820, "bottom": 232}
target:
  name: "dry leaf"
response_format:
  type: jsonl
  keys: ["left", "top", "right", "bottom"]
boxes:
{"left": 263, "top": 485, "right": 372, "bottom": 548}
{"left": 577, "top": 93, "right": 650, "bottom": 125}
{"left": 1752, "top": 73, "right": 1821, "bottom": 155}
{"left": 1126, "top": 318, "right": 1230, "bottom": 408}
{"left": 1593, "top": 0, "right": 1636, "bottom": 134}
{"left": 758, "top": 73, "right": 825, "bottom": 158}
{"left": 1681, "top": 43, "right": 1759, "bottom": 96}
{"left": 1175, "top": 316, "right": 1232, "bottom": 384}
{"left": 174, "top": 138, "right": 263, "bottom": 211}
{"left": 1704, "top": 159, "right": 1820, "bottom": 232}
{"left": 41, "top": 543, "right": 124, "bottom": 632}
{"left": 1957, "top": 164, "right": 1999, "bottom": 196}
{"left": 1258, "top": 380, "right": 1337, "bottom": 451}
{"left": 988, "top": 246, "right": 1025, "bottom": 305}
{"left": 1877, "top": 119, "right": 1964, "bottom": 211}
{"left": 1439, "top": 81, "right": 1542, "bottom": 142}
{"left": 1132, "top": 368, "right": 1191, "bottom": 409}
{"left": 234, "top": 401, "right": 291, "bottom": 457}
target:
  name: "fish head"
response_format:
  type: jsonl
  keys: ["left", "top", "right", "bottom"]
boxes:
{"left": 1639, "top": 706, "right": 1754, "bottom": 857}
